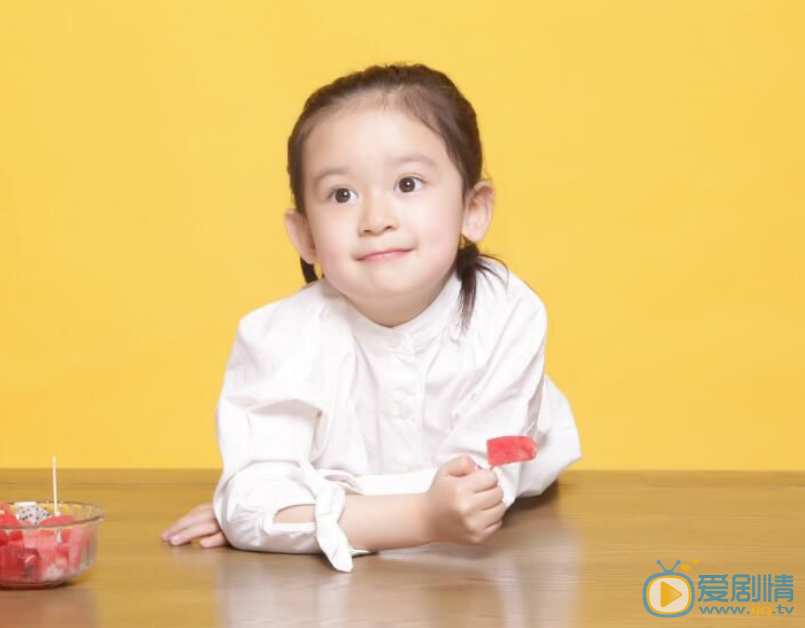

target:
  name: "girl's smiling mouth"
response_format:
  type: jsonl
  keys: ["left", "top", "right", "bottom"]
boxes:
{"left": 359, "top": 249, "right": 412, "bottom": 262}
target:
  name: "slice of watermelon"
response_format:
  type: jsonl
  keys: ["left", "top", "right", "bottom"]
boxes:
{"left": 33, "top": 530, "right": 58, "bottom": 563}
{"left": 0, "top": 508, "right": 20, "bottom": 527}
{"left": 486, "top": 436, "right": 538, "bottom": 467}
{"left": 36, "top": 530, "right": 73, "bottom": 582}
{"left": 39, "top": 515, "right": 76, "bottom": 544}
{"left": 65, "top": 526, "right": 85, "bottom": 571}
{"left": 39, "top": 515, "right": 76, "bottom": 527}
{"left": 2, "top": 544, "right": 40, "bottom": 583}
{"left": 0, "top": 507, "right": 18, "bottom": 548}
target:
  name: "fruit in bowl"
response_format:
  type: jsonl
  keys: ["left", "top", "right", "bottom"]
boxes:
{"left": 0, "top": 501, "right": 105, "bottom": 589}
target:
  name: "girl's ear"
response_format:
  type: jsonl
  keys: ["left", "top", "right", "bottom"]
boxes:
{"left": 461, "top": 181, "right": 495, "bottom": 243}
{"left": 283, "top": 209, "right": 318, "bottom": 265}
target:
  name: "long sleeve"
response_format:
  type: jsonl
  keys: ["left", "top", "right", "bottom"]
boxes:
{"left": 212, "top": 307, "right": 370, "bottom": 572}
{"left": 436, "top": 291, "right": 581, "bottom": 508}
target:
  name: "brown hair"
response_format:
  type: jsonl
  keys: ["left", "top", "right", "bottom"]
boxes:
{"left": 286, "top": 62, "right": 507, "bottom": 332}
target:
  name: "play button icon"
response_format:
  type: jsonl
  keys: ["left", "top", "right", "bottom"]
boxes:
{"left": 661, "top": 581, "right": 682, "bottom": 607}
{"left": 645, "top": 574, "right": 693, "bottom": 616}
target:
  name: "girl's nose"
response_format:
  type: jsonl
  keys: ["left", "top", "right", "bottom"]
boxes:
{"left": 359, "top": 195, "right": 398, "bottom": 234}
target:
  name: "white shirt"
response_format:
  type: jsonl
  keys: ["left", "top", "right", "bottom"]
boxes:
{"left": 212, "top": 260, "right": 582, "bottom": 572}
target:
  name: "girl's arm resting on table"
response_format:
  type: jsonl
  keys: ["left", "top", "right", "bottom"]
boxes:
{"left": 274, "top": 455, "right": 504, "bottom": 551}
{"left": 159, "top": 479, "right": 434, "bottom": 549}
{"left": 206, "top": 455, "right": 504, "bottom": 573}
{"left": 274, "top": 493, "right": 433, "bottom": 551}
{"left": 162, "top": 456, "right": 506, "bottom": 554}
{"left": 159, "top": 468, "right": 438, "bottom": 549}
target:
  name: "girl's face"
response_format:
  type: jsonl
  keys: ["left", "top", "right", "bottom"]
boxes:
{"left": 285, "top": 102, "right": 493, "bottom": 327}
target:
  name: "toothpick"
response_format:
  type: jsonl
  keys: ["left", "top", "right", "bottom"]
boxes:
{"left": 52, "top": 456, "right": 60, "bottom": 516}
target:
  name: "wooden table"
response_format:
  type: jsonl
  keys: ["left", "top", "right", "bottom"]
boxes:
{"left": 1, "top": 470, "right": 802, "bottom": 627}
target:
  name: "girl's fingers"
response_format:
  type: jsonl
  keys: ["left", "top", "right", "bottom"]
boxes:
{"left": 478, "top": 501, "right": 506, "bottom": 529}
{"left": 161, "top": 524, "right": 182, "bottom": 540}
{"left": 474, "top": 485, "right": 505, "bottom": 510}
{"left": 467, "top": 469, "right": 498, "bottom": 492}
{"left": 162, "top": 517, "right": 194, "bottom": 539}
{"left": 484, "top": 518, "right": 503, "bottom": 536}
{"left": 161, "top": 506, "right": 214, "bottom": 540}
{"left": 168, "top": 520, "right": 222, "bottom": 546}
{"left": 200, "top": 532, "right": 227, "bottom": 548}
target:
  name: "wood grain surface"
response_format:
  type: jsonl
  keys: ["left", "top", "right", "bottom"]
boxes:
{"left": 1, "top": 470, "right": 802, "bottom": 627}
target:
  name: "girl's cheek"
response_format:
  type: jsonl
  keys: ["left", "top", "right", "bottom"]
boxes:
{"left": 314, "top": 235, "right": 346, "bottom": 269}
{"left": 419, "top": 220, "right": 454, "bottom": 248}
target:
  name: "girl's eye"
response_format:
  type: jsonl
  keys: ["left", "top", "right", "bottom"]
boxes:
{"left": 397, "top": 176, "right": 424, "bottom": 193}
{"left": 329, "top": 188, "right": 356, "bottom": 204}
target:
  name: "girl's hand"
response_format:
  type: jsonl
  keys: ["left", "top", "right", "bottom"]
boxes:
{"left": 161, "top": 503, "right": 229, "bottom": 548}
{"left": 424, "top": 455, "right": 505, "bottom": 545}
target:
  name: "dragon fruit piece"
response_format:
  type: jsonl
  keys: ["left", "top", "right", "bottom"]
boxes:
{"left": 15, "top": 503, "right": 51, "bottom": 526}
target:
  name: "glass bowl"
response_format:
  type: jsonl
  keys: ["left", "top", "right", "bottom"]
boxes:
{"left": 0, "top": 501, "right": 105, "bottom": 589}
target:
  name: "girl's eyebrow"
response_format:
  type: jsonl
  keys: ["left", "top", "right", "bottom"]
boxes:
{"left": 311, "top": 153, "right": 438, "bottom": 188}
{"left": 389, "top": 153, "right": 438, "bottom": 169}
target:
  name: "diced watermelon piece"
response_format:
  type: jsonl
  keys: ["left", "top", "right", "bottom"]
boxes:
{"left": 24, "top": 550, "right": 40, "bottom": 581}
{"left": 23, "top": 531, "right": 38, "bottom": 550}
{"left": 35, "top": 530, "right": 73, "bottom": 582}
{"left": 35, "top": 530, "right": 58, "bottom": 560}
{"left": 486, "top": 436, "right": 538, "bottom": 467}
{"left": 66, "top": 526, "right": 85, "bottom": 570}
{"left": 39, "top": 515, "right": 76, "bottom": 527}
{"left": 0, "top": 509, "right": 21, "bottom": 527}
{"left": 2, "top": 546, "right": 21, "bottom": 581}
{"left": 0, "top": 505, "right": 19, "bottom": 546}
{"left": 2, "top": 544, "right": 40, "bottom": 583}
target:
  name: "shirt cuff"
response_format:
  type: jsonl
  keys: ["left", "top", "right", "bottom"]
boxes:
{"left": 298, "top": 459, "right": 369, "bottom": 572}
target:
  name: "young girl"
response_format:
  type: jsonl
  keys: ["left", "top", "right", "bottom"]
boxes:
{"left": 161, "top": 63, "right": 582, "bottom": 572}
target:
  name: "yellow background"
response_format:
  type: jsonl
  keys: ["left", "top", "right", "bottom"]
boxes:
{"left": 1, "top": 1, "right": 802, "bottom": 470}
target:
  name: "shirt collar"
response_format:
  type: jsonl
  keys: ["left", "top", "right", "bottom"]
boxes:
{"left": 331, "top": 269, "right": 462, "bottom": 354}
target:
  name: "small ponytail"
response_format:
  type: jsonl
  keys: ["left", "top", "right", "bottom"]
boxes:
{"left": 455, "top": 237, "right": 507, "bottom": 334}
{"left": 300, "top": 258, "right": 318, "bottom": 284}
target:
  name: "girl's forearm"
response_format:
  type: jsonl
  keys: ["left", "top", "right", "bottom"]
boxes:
{"left": 274, "top": 493, "right": 434, "bottom": 551}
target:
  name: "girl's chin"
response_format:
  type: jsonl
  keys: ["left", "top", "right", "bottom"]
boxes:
{"left": 340, "top": 281, "right": 425, "bottom": 304}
